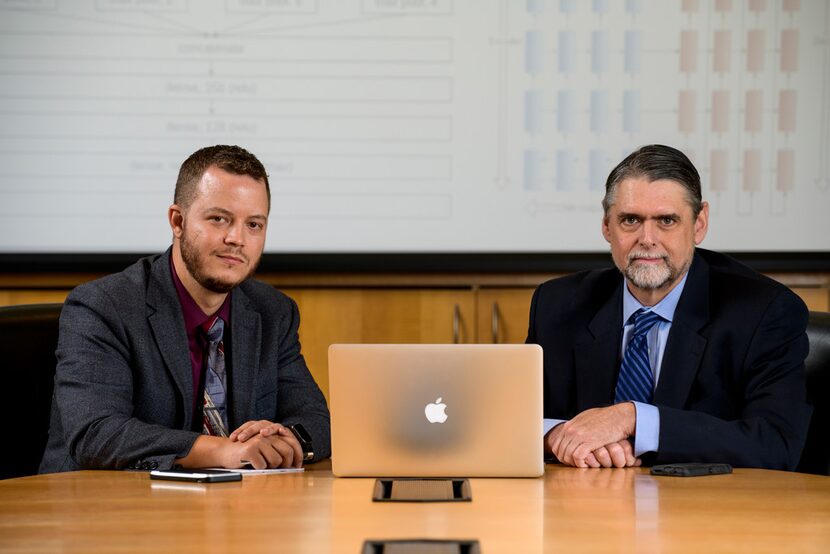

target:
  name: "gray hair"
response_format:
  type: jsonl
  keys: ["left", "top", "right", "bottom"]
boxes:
{"left": 602, "top": 144, "right": 703, "bottom": 217}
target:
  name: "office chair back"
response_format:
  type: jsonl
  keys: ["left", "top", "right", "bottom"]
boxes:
{"left": 797, "top": 311, "right": 830, "bottom": 475}
{"left": 0, "top": 303, "right": 63, "bottom": 479}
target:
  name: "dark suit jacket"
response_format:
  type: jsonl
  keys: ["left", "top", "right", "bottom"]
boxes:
{"left": 527, "top": 249, "right": 811, "bottom": 470}
{"left": 40, "top": 249, "right": 330, "bottom": 473}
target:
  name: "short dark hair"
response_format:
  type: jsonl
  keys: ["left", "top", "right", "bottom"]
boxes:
{"left": 602, "top": 144, "right": 702, "bottom": 217}
{"left": 174, "top": 145, "right": 270, "bottom": 210}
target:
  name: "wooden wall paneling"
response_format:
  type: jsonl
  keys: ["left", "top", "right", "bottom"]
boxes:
{"left": 475, "top": 288, "right": 536, "bottom": 344}
{"left": 279, "top": 288, "right": 475, "bottom": 402}
{"left": 0, "top": 290, "right": 69, "bottom": 306}
{"left": 790, "top": 287, "right": 830, "bottom": 312}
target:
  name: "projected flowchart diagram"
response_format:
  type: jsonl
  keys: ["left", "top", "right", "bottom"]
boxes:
{"left": 0, "top": 0, "right": 827, "bottom": 252}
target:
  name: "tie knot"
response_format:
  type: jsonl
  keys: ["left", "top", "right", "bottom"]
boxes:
{"left": 204, "top": 316, "right": 224, "bottom": 343}
{"left": 630, "top": 309, "right": 662, "bottom": 337}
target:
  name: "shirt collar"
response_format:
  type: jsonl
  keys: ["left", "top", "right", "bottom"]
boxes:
{"left": 622, "top": 269, "right": 689, "bottom": 325}
{"left": 170, "top": 255, "right": 231, "bottom": 333}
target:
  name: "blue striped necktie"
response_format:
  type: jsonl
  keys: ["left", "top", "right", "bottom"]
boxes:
{"left": 615, "top": 308, "right": 663, "bottom": 404}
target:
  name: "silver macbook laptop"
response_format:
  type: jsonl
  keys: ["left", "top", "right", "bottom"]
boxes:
{"left": 328, "top": 344, "right": 544, "bottom": 478}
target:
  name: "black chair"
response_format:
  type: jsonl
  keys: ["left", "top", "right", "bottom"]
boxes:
{"left": 797, "top": 311, "right": 830, "bottom": 475}
{"left": 0, "top": 303, "right": 62, "bottom": 479}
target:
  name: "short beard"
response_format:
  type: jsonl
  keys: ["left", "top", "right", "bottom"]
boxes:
{"left": 623, "top": 251, "right": 681, "bottom": 290}
{"left": 179, "top": 224, "right": 259, "bottom": 294}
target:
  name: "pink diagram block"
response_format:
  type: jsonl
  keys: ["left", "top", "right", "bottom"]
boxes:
{"left": 712, "top": 90, "right": 730, "bottom": 133}
{"left": 715, "top": 0, "right": 733, "bottom": 13}
{"left": 747, "top": 30, "right": 765, "bottom": 73}
{"left": 780, "top": 30, "right": 798, "bottom": 72}
{"left": 778, "top": 90, "right": 797, "bottom": 133}
{"left": 713, "top": 30, "right": 731, "bottom": 74}
{"left": 745, "top": 90, "right": 763, "bottom": 133}
{"left": 680, "top": 30, "right": 698, "bottom": 73}
{"left": 743, "top": 150, "right": 762, "bottom": 192}
{"left": 777, "top": 150, "right": 795, "bottom": 192}
{"left": 710, "top": 150, "right": 729, "bottom": 193}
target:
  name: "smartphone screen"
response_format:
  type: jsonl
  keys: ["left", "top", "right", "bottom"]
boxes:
{"left": 149, "top": 469, "right": 242, "bottom": 483}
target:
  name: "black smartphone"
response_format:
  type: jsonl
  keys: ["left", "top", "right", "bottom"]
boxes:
{"left": 650, "top": 462, "right": 732, "bottom": 477}
{"left": 149, "top": 469, "right": 242, "bottom": 483}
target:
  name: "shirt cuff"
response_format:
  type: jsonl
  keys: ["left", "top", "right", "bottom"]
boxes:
{"left": 543, "top": 418, "right": 566, "bottom": 437}
{"left": 632, "top": 401, "right": 660, "bottom": 457}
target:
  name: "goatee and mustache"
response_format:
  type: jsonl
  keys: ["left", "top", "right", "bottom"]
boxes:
{"left": 623, "top": 250, "right": 685, "bottom": 290}
{"left": 179, "top": 222, "right": 259, "bottom": 293}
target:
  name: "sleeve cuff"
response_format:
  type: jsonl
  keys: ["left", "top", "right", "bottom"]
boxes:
{"left": 543, "top": 418, "right": 566, "bottom": 437}
{"left": 632, "top": 401, "right": 660, "bottom": 457}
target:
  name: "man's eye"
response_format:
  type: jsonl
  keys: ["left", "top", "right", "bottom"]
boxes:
{"left": 248, "top": 222, "right": 263, "bottom": 230}
{"left": 622, "top": 217, "right": 639, "bottom": 225}
{"left": 661, "top": 217, "right": 676, "bottom": 226}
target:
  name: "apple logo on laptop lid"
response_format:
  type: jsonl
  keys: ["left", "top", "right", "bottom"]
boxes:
{"left": 424, "top": 397, "right": 448, "bottom": 423}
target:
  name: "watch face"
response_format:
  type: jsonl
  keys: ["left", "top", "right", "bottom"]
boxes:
{"left": 289, "top": 424, "right": 312, "bottom": 446}
{"left": 288, "top": 424, "right": 313, "bottom": 461}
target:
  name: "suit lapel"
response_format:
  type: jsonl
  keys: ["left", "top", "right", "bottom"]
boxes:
{"left": 228, "top": 287, "right": 261, "bottom": 429}
{"left": 146, "top": 250, "right": 194, "bottom": 427}
{"left": 654, "top": 252, "right": 710, "bottom": 408}
{"left": 575, "top": 281, "right": 624, "bottom": 411}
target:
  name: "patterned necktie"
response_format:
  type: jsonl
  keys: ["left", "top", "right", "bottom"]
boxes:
{"left": 202, "top": 316, "right": 228, "bottom": 437}
{"left": 615, "top": 308, "right": 663, "bottom": 404}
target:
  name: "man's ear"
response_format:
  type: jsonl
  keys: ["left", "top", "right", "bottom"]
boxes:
{"left": 694, "top": 201, "right": 709, "bottom": 245}
{"left": 601, "top": 215, "right": 612, "bottom": 243}
{"left": 168, "top": 204, "right": 185, "bottom": 239}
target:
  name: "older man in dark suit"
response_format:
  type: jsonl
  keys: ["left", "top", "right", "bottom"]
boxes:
{"left": 40, "top": 145, "right": 329, "bottom": 473}
{"left": 528, "top": 144, "right": 810, "bottom": 470}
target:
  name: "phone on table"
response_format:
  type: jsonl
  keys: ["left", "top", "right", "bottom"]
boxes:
{"left": 650, "top": 463, "right": 732, "bottom": 477}
{"left": 149, "top": 469, "right": 242, "bottom": 483}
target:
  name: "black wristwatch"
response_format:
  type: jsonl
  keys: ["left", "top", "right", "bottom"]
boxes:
{"left": 287, "top": 423, "right": 314, "bottom": 462}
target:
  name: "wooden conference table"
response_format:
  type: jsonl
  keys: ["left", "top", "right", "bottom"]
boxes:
{"left": 1, "top": 461, "right": 828, "bottom": 553}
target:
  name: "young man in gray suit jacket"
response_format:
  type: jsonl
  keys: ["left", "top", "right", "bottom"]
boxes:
{"left": 529, "top": 145, "right": 810, "bottom": 470}
{"left": 40, "top": 145, "right": 330, "bottom": 473}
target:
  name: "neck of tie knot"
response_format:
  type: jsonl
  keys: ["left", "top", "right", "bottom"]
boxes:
{"left": 630, "top": 309, "right": 662, "bottom": 338}
{"left": 204, "top": 316, "right": 224, "bottom": 344}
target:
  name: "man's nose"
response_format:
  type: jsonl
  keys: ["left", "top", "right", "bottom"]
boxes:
{"left": 638, "top": 220, "right": 658, "bottom": 247}
{"left": 225, "top": 222, "right": 244, "bottom": 245}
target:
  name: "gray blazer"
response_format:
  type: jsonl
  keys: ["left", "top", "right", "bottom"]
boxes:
{"left": 40, "top": 249, "right": 330, "bottom": 473}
